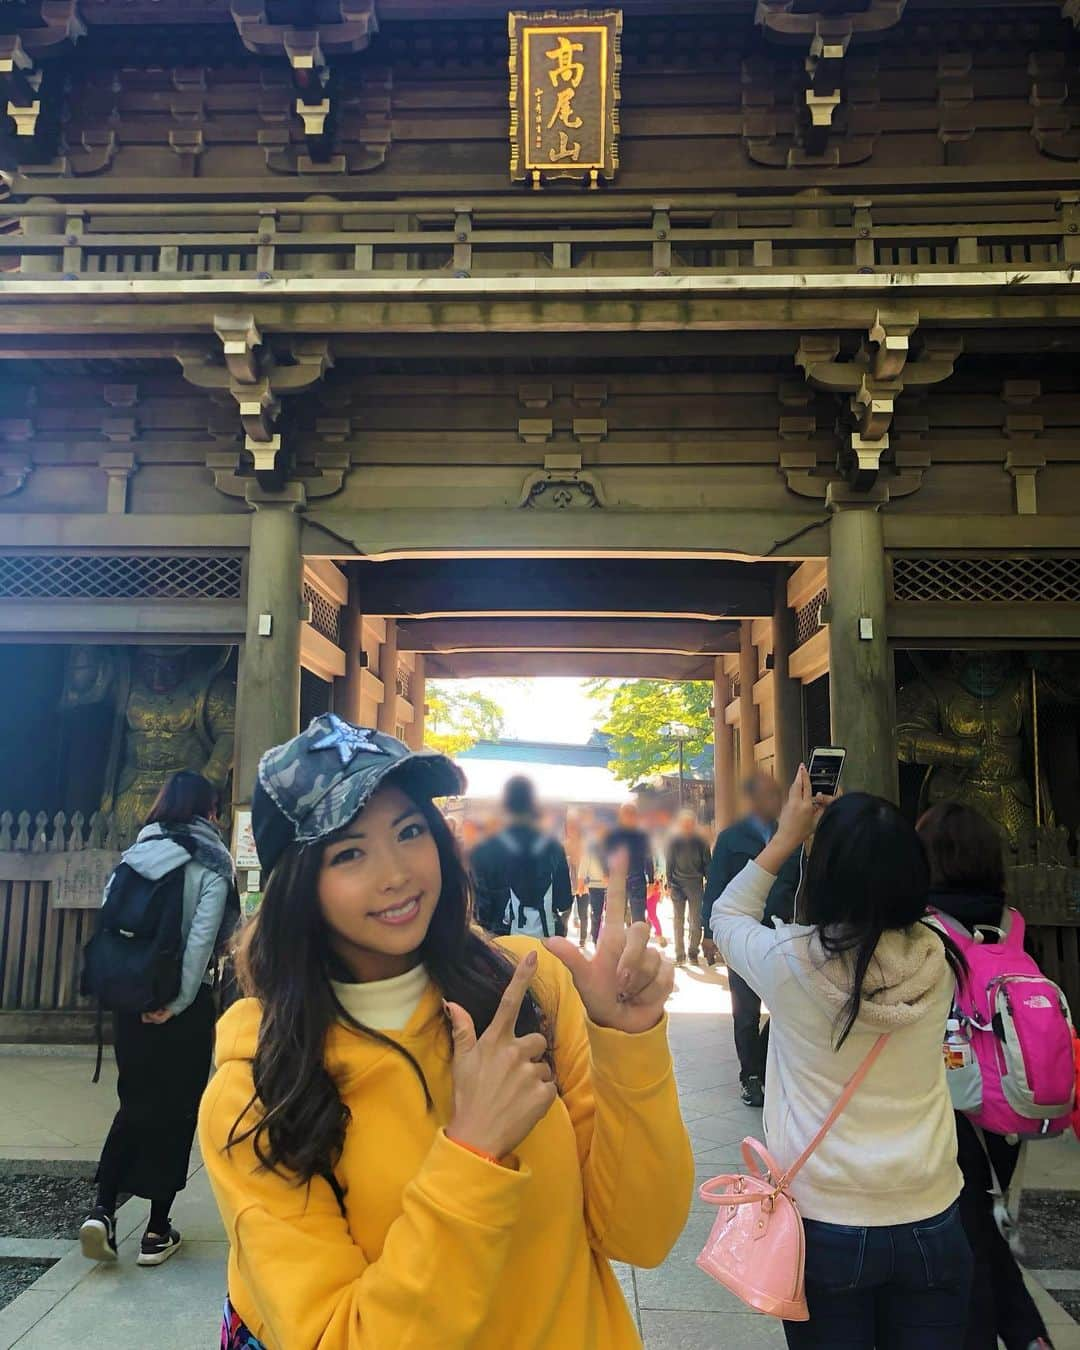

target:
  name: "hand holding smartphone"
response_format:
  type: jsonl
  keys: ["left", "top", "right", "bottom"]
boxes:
{"left": 807, "top": 746, "right": 846, "bottom": 798}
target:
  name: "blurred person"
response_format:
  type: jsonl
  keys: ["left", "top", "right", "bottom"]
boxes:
{"left": 579, "top": 824, "right": 609, "bottom": 946}
{"left": 564, "top": 808, "right": 591, "bottom": 947}
{"left": 918, "top": 801, "right": 1053, "bottom": 1350}
{"left": 471, "top": 776, "right": 574, "bottom": 938}
{"left": 460, "top": 817, "right": 482, "bottom": 859}
{"left": 712, "top": 769, "right": 972, "bottom": 1349}
{"left": 80, "top": 770, "right": 237, "bottom": 1269}
{"left": 198, "top": 718, "right": 694, "bottom": 1350}
{"left": 702, "top": 771, "right": 801, "bottom": 1108}
{"left": 665, "top": 809, "right": 711, "bottom": 965}
{"left": 644, "top": 873, "right": 666, "bottom": 947}
{"left": 605, "top": 802, "right": 655, "bottom": 925}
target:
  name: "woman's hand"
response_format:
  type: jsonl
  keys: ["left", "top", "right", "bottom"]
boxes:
{"left": 756, "top": 764, "right": 832, "bottom": 876}
{"left": 141, "top": 1008, "right": 174, "bottom": 1025}
{"left": 544, "top": 867, "right": 675, "bottom": 1035}
{"left": 446, "top": 950, "right": 558, "bottom": 1160}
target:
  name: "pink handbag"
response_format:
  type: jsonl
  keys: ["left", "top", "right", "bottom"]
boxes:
{"left": 696, "top": 1034, "right": 889, "bottom": 1321}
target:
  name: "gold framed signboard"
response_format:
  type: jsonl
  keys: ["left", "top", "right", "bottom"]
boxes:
{"left": 509, "top": 9, "right": 622, "bottom": 188}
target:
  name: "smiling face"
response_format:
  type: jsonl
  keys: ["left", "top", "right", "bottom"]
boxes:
{"left": 317, "top": 783, "right": 443, "bottom": 983}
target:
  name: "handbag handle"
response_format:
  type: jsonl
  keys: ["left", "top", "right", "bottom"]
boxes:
{"left": 741, "top": 1137, "right": 783, "bottom": 1182}
{"left": 780, "top": 1033, "right": 889, "bottom": 1191}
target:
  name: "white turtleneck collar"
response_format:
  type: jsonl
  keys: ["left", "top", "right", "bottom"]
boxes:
{"left": 331, "top": 963, "right": 431, "bottom": 1032}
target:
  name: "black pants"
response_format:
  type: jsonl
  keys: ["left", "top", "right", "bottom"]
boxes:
{"left": 575, "top": 888, "right": 606, "bottom": 942}
{"left": 627, "top": 880, "right": 647, "bottom": 925}
{"left": 955, "top": 1113, "right": 1047, "bottom": 1350}
{"left": 95, "top": 984, "right": 215, "bottom": 1212}
{"left": 669, "top": 887, "right": 702, "bottom": 961}
{"left": 729, "top": 968, "right": 767, "bottom": 1085}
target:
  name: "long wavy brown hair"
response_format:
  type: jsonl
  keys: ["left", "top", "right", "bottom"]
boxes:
{"left": 226, "top": 795, "right": 551, "bottom": 1198}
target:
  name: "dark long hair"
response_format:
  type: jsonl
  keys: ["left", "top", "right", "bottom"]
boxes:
{"left": 801, "top": 792, "right": 966, "bottom": 1048}
{"left": 227, "top": 794, "right": 551, "bottom": 1192}
{"left": 145, "top": 770, "right": 218, "bottom": 827}
{"left": 916, "top": 801, "right": 1005, "bottom": 896}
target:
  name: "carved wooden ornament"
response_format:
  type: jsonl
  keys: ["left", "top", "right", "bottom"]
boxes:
{"left": 509, "top": 9, "right": 621, "bottom": 189}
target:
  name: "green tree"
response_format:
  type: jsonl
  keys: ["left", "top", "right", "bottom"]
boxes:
{"left": 425, "top": 681, "right": 505, "bottom": 756}
{"left": 587, "top": 679, "right": 713, "bottom": 783}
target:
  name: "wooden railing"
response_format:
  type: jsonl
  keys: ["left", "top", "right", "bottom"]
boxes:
{"left": 3, "top": 189, "right": 1079, "bottom": 281}
{"left": 0, "top": 808, "right": 119, "bottom": 1026}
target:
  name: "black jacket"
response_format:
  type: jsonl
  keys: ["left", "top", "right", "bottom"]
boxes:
{"left": 470, "top": 823, "right": 573, "bottom": 936}
{"left": 604, "top": 826, "right": 655, "bottom": 902}
{"left": 702, "top": 817, "right": 801, "bottom": 932}
{"left": 665, "top": 835, "right": 711, "bottom": 898}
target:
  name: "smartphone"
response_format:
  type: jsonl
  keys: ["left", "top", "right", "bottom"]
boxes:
{"left": 808, "top": 746, "right": 846, "bottom": 797}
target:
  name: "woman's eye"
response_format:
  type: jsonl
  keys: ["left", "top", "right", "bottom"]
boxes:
{"left": 400, "top": 821, "right": 426, "bottom": 842}
{"left": 329, "top": 846, "right": 364, "bottom": 866}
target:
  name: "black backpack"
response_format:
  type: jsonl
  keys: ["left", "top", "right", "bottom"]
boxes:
{"left": 498, "top": 830, "right": 560, "bottom": 938}
{"left": 81, "top": 841, "right": 195, "bottom": 1080}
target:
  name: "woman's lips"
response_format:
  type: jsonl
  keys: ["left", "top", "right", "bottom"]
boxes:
{"left": 369, "top": 895, "right": 422, "bottom": 927}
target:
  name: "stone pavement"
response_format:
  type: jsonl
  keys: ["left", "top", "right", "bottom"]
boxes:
{"left": 2, "top": 958, "right": 1079, "bottom": 1349}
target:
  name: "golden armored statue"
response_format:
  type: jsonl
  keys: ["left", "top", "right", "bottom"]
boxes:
{"left": 896, "top": 652, "right": 1034, "bottom": 846}
{"left": 61, "top": 645, "right": 235, "bottom": 843}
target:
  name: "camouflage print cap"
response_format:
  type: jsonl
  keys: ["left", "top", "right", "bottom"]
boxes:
{"left": 252, "top": 714, "right": 466, "bottom": 875}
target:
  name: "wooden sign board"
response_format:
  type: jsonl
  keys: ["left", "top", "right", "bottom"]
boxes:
{"left": 509, "top": 9, "right": 622, "bottom": 188}
{"left": 53, "top": 849, "right": 118, "bottom": 909}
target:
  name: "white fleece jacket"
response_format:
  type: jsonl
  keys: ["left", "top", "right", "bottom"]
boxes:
{"left": 710, "top": 861, "right": 961, "bottom": 1226}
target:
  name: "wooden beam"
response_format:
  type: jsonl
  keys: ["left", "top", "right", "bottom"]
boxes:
{"left": 0, "top": 516, "right": 251, "bottom": 550}
{"left": 789, "top": 628, "right": 830, "bottom": 684}
{"left": 424, "top": 652, "right": 717, "bottom": 679}
{"left": 347, "top": 558, "right": 777, "bottom": 620}
{"left": 305, "top": 510, "right": 829, "bottom": 564}
{"left": 300, "top": 625, "right": 346, "bottom": 682}
{"left": 884, "top": 517, "right": 1080, "bottom": 551}
{"left": 0, "top": 599, "right": 246, "bottom": 642}
{"left": 395, "top": 617, "right": 740, "bottom": 656}
{"left": 887, "top": 603, "right": 1080, "bottom": 644}
{"left": 7, "top": 274, "right": 1080, "bottom": 338}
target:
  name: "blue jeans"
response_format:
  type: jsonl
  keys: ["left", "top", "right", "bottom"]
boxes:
{"left": 784, "top": 1201, "right": 973, "bottom": 1349}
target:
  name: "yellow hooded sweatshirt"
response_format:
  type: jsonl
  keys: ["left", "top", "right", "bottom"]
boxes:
{"left": 198, "top": 937, "right": 694, "bottom": 1350}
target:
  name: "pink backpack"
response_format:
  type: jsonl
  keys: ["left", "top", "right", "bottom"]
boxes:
{"left": 932, "top": 908, "right": 1076, "bottom": 1138}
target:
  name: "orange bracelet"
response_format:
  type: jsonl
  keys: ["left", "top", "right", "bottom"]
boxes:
{"left": 446, "top": 1133, "right": 500, "bottom": 1166}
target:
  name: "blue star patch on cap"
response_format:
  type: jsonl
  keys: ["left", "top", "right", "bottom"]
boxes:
{"left": 311, "top": 715, "right": 387, "bottom": 767}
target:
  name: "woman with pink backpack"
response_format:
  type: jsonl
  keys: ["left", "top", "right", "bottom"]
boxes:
{"left": 919, "top": 802, "right": 1067, "bottom": 1350}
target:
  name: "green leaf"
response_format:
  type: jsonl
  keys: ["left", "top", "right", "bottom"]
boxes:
{"left": 588, "top": 679, "right": 712, "bottom": 783}
{"left": 425, "top": 681, "right": 505, "bottom": 756}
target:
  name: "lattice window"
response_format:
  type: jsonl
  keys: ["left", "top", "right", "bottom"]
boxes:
{"left": 0, "top": 554, "right": 242, "bottom": 599}
{"left": 795, "top": 588, "right": 829, "bottom": 646}
{"left": 396, "top": 667, "right": 412, "bottom": 700}
{"left": 892, "top": 557, "right": 1080, "bottom": 604}
{"left": 303, "top": 583, "right": 342, "bottom": 645}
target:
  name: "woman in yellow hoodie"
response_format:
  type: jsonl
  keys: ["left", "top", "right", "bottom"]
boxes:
{"left": 198, "top": 715, "right": 694, "bottom": 1350}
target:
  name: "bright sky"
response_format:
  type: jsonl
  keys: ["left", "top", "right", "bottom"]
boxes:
{"left": 450, "top": 677, "right": 606, "bottom": 744}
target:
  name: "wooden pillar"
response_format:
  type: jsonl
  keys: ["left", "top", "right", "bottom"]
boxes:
{"left": 827, "top": 504, "right": 898, "bottom": 801}
{"left": 772, "top": 568, "right": 804, "bottom": 788}
{"left": 376, "top": 617, "right": 399, "bottom": 735}
{"left": 738, "top": 620, "right": 759, "bottom": 781}
{"left": 235, "top": 487, "right": 304, "bottom": 799}
{"left": 713, "top": 660, "right": 736, "bottom": 829}
{"left": 337, "top": 574, "right": 365, "bottom": 725}
{"left": 405, "top": 654, "right": 426, "bottom": 750}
